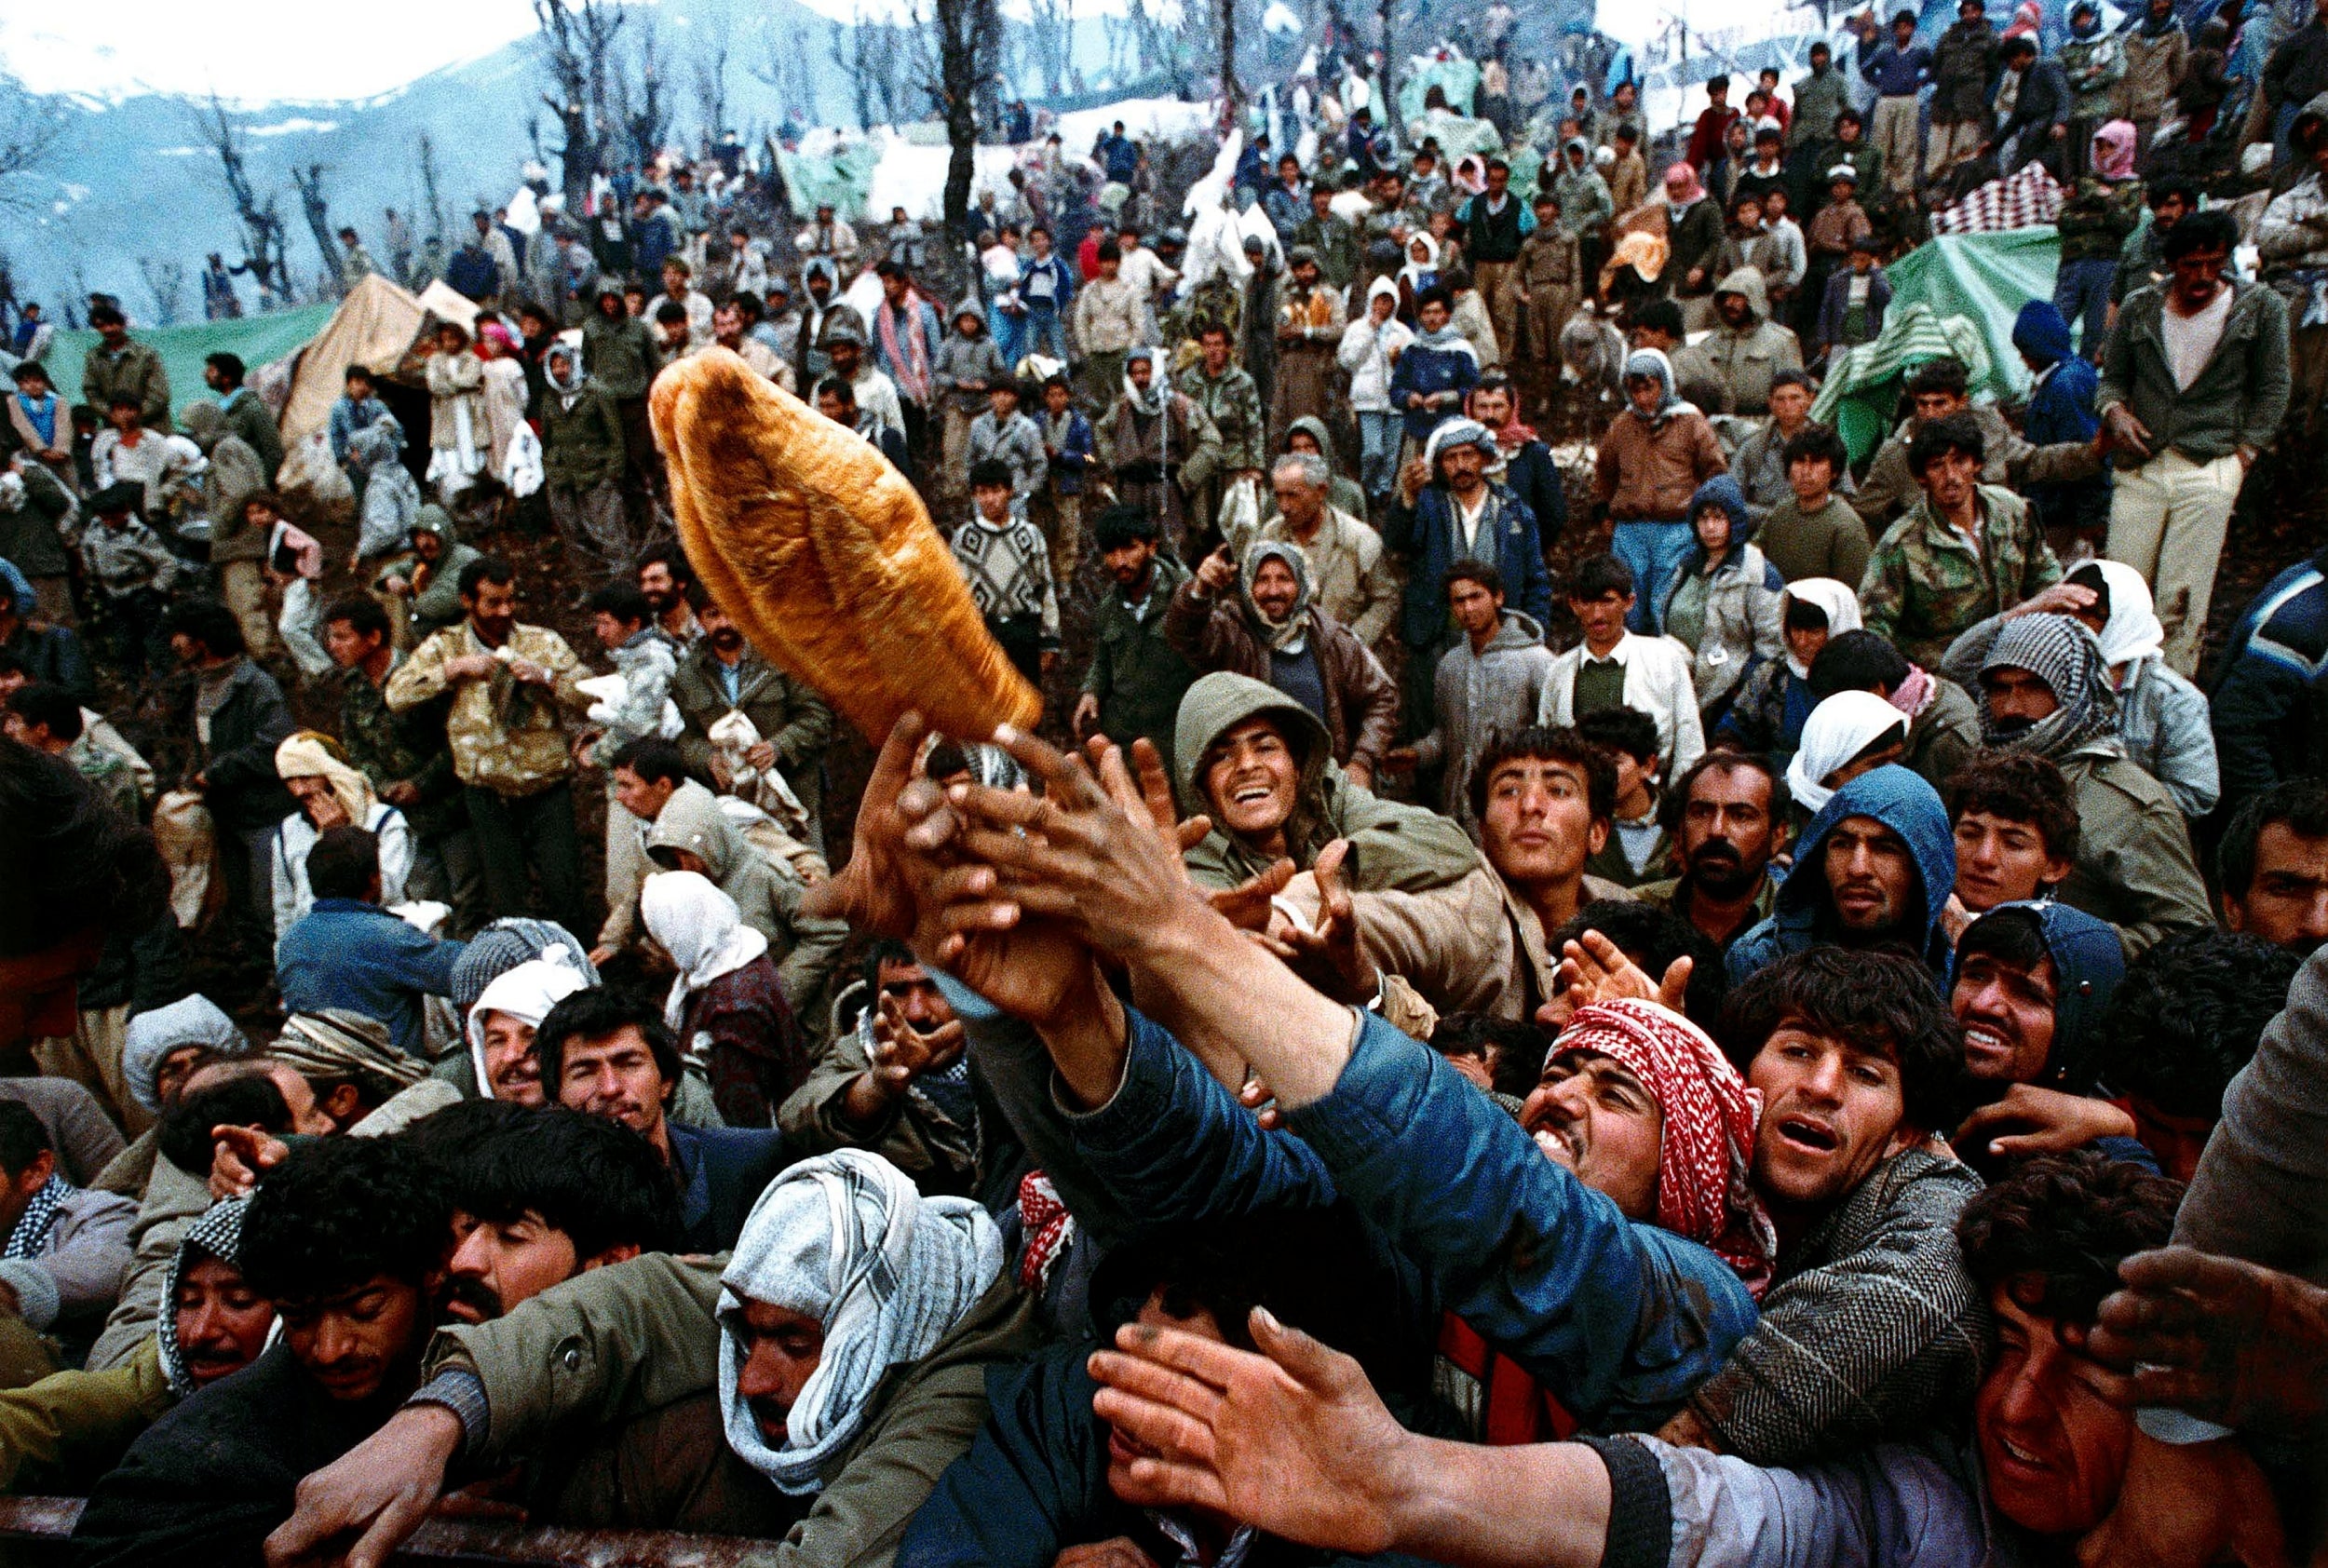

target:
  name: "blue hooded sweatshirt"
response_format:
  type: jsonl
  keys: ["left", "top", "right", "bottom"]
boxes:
{"left": 1658, "top": 474, "right": 1786, "bottom": 630}
{"left": 2010, "top": 300, "right": 2101, "bottom": 448}
{"left": 1727, "top": 764, "right": 1958, "bottom": 984}
{"left": 1950, "top": 899, "right": 2126, "bottom": 1094}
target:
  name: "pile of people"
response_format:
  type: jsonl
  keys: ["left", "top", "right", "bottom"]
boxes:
{"left": 3, "top": 6, "right": 2328, "bottom": 1563}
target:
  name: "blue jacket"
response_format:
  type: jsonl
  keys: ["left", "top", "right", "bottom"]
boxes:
{"left": 444, "top": 245, "right": 498, "bottom": 303}
{"left": 899, "top": 1342, "right": 1432, "bottom": 1568}
{"left": 1498, "top": 438, "right": 1569, "bottom": 548}
{"left": 1727, "top": 764, "right": 1958, "bottom": 985}
{"left": 274, "top": 899, "right": 464, "bottom": 1059}
{"left": 1041, "top": 409, "right": 1096, "bottom": 496}
{"left": 1387, "top": 336, "right": 1480, "bottom": 442}
{"left": 1099, "top": 134, "right": 1139, "bottom": 185}
{"left": 668, "top": 1122, "right": 792, "bottom": 1253}
{"left": 2209, "top": 551, "right": 2327, "bottom": 801}
{"left": 1385, "top": 480, "right": 1553, "bottom": 650}
{"left": 1066, "top": 1007, "right": 1757, "bottom": 1431}
{"left": 1860, "top": 39, "right": 1935, "bottom": 95}
{"left": 2012, "top": 301, "right": 2102, "bottom": 446}
{"left": 1018, "top": 253, "right": 1076, "bottom": 313}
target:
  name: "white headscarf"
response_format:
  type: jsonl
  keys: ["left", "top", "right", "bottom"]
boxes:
{"left": 1781, "top": 579, "right": 1863, "bottom": 679}
{"left": 465, "top": 953, "right": 590, "bottom": 1099}
{"left": 2085, "top": 560, "right": 2165, "bottom": 671}
{"left": 1786, "top": 690, "right": 1910, "bottom": 816}
{"left": 642, "top": 870, "right": 770, "bottom": 1032}
{"left": 718, "top": 1150, "right": 1002, "bottom": 1494}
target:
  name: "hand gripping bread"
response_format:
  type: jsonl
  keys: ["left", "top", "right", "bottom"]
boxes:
{"left": 650, "top": 347, "right": 1043, "bottom": 742}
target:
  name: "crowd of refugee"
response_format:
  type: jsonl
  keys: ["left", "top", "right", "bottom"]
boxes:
{"left": 5, "top": 0, "right": 2328, "bottom": 1562}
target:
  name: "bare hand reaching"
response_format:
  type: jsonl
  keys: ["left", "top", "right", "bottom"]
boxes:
{"left": 264, "top": 1404, "right": 464, "bottom": 1568}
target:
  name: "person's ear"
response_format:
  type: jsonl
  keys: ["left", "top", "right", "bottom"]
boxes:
{"left": 582, "top": 1243, "right": 643, "bottom": 1272}
{"left": 321, "top": 1082, "right": 365, "bottom": 1125}
{"left": 1588, "top": 817, "right": 1611, "bottom": 856}
{"left": 22, "top": 1149, "right": 55, "bottom": 1194}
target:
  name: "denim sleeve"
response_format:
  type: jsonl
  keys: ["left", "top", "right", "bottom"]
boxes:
{"left": 1285, "top": 1015, "right": 1756, "bottom": 1427}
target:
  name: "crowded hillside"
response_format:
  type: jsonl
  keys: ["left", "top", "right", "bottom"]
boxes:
{"left": 2, "top": 0, "right": 2327, "bottom": 1562}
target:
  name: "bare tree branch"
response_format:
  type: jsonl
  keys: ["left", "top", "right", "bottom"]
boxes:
{"left": 192, "top": 95, "right": 291, "bottom": 305}
{"left": 0, "top": 73, "right": 66, "bottom": 214}
{"left": 137, "top": 257, "right": 188, "bottom": 327}
{"left": 289, "top": 162, "right": 345, "bottom": 295}
{"left": 533, "top": 0, "right": 625, "bottom": 210}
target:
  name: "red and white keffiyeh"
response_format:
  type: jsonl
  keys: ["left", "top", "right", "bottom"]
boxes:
{"left": 1553, "top": 1000, "right": 1778, "bottom": 1297}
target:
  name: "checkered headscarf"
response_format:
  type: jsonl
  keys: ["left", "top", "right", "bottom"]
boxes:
{"left": 1979, "top": 613, "right": 2118, "bottom": 761}
{"left": 1553, "top": 1001, "right": 1777, "bottom": 1297}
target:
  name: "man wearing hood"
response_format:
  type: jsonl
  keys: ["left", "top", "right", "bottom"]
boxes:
{"left": 1972, "top": 613, "right": 2212, "bottom": 955}
{"left": 2099, "top": 210, "right": 2290, "bottom": 678}
{"left": 1946, "top": 901, "right": 2133, "bottom": 1169}
{"left": 2061, "top": 2, "right": 2125, "bottom": 178}
{"left": 1860, "top": 411, "right": 2067, "bottom": 670}
{"left": 1672, "top": 267, "right": 1803, "bottom": 417}
{"left": 275, "top": 1150, "right": 1042, "bottom": 1559}
{"left": 642, "top": 872, "right": 812, "bottom": 1129}
{"left": 932, "top": 298, "right": 1009, "bottom": 513}
{"left": 536, "top": 341, "right": 632, "bottom": 589}
{"left": 787, "top": 258, "right": 858, "bottom": 394}
{"left": 1727, "top": 763, "right": 1958, "bottom": 983}
{"left": 377, "top": 504, "right": 480, "bottom": 641}
{"left": 580, "top": 281, "right": 658, "bottom": 504}
{"left": 0, "top": 1194, "right": 271, "bottom": 1492}
{"left": 1388, "top": 559, "right": 1555, "bottom": 834}
{"left": 1252, "top": 449, "right": 1395, "bottom": 648}
{"left": 1552, "top": 135, "right": 1615, "bottom": 255}
{"left": 2010, "top": 300, "right": 2112, "bottom": 551}
{"left": 1592, "top": 348, "right": 1727, "bottom": 629}
{"left": 1657, "top": 475, "right": 1785, "bottom": 723}
{"left": 1096, "top": 347, "right": 1223, "bottom": 554}
{"left": 1335, "top": 277, "right": 1413, "bottom": 510}
{"left": 2052, "top": 121, "right": 2144, "bottom": 360}
{"left": 1167, "top": 540, "right": 1397, "bottom": 790}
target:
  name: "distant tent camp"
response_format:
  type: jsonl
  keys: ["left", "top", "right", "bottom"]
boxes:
{"left": 47, "top": 302, "right": 337, "bottom": 424}
{"left": 276, "top": 275, "right": 477, "bottom": 446}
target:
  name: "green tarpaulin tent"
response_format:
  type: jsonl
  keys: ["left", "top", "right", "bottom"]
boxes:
{"left": 776, "top": 140, "right": 888, "bottom": 223}
{"left": 1809, "top": 228, "right": 2060, "bottom": 463}
{"left": 47, "top": 304, "right": 338, "bottom": 425}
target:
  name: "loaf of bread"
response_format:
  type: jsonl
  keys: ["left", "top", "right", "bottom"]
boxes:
{"left": 649, "top": 348, "right": 1043, "bottom": 743}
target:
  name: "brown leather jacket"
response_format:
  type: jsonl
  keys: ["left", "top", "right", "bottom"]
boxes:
{"left": 1161, "top": 580, "right": 1400, "bottom": 774}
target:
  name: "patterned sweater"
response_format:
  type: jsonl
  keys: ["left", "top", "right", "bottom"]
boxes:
{"left": 951, "top": 514, "right": 1061, "bottom": 644}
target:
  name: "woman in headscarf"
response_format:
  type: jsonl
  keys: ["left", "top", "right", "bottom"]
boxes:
{"left": 1395, "top": 231, "right": 1441, "bottom": 320}
{"left": 642, "top": 871, "right": 811, "bottom": 1129}
{"left": 1658, "top": 475, "right": 1786, "bottom": 724}
{"left": 1715, "top": 576, "right": 1861, "bottom": 768}
{"left": 1785, "top": 688, "right": 1911, "bottom": 819}
{"left": 1663, "top": 161, "right": 1726, "bottom": 299}
{"left": 269, "top": 731, "right": 413, "bottom": 944}
{"left": 473, "top": 319, "right": 532, "bottom": 480}
{"left": 1939, "top": 561, "right": 2218, "bottom": 816}
{"left": 414, "top": 319, "right": 487, "bottom": 505}
{"left": 1593, "top": 347, "right": 1726, "bottom": 630}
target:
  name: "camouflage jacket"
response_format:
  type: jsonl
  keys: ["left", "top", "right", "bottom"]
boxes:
{"left": 1176, "top": 361, "right": 1265, "bottom": 474}
{"left": 339, "top": 657, "right": 465, "bottom": 834}
{"left": 383, "top": 621, "right": 589, "bottom": 798}
{"left": 1860, "top": 485, "right": 2063, "bottom": 669}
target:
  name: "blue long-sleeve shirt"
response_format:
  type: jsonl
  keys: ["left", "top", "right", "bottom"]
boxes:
{"left": 1861, "top": 40, "right": 1935, "bottom": 96}
{"left": 1067, "top": 1007, "right": 1757, "bottom": 1430}
{"left": 275, "top": 899, "right": 463, "bottom": 1059}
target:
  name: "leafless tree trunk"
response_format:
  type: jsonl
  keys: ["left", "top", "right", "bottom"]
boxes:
{"left": 1217, "top": 0, "right": 1244, "bottom": 120}
{"left": 290, "top": 162, "right": 345, "bottom": 294}
{"left": 924, "top": 0, "right": 999, "bottom": 241}
{"left": 689, "top": 0, "right": 726, "bottom": 143}
{"left": 620, "top": 20, "right": 672, "bottom": 169}
{"left": 1026, "top": 0, "right": 1073, "bottom": 99}
{"left": 833, "top": 20, "right": 881, "bottom": 131}
{"left": 195, "top": 95, "right": 291, "bottom": 304}
{"left": 0, "top": 73, "right": 65, "bottom": 214}
{"left": 137, "top": 258, "right": 188, "bottom": 327}
{"left": 1376, "top": 0, "right": 1401, "bottom": 142}
{"left": 534, "top": 0, "right": 624, "bottom": 212}
{"left": 416, "top": 132, "right": 449, "bottom": 246}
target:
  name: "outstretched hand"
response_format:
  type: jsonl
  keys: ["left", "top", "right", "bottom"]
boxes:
{"left": 801, "top": 710, "right": 936, "bottom": 939}
{"left": 2086, "top": 1247, "right": 2328, "bottom": 1438}
{"left": 264, "top": 1405, "right": 464, "bottom": 1568}
{"left": 1274, "top": 840, "right": 1378, "bottom": 1003}
{"left": 1089, "top": 1310, "right": 1412, "bottom": 1556}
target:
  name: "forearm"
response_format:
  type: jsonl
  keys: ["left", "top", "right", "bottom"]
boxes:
{"left": 1128, "top": 907, "right": 1357, "bottom": 1108}
{"left": 1379, "top": 1433, "right": 1613, "bottom": 1568}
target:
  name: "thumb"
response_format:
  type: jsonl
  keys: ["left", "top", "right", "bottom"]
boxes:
{"left": 1657, "top": 954, "right": 1694, "bottom": 1014}
{"left": 1314, "top": 838, "right": 1352, "bottom": 899}
{"left": 1254, "top": 858, "right": 1298, "bottom": 899}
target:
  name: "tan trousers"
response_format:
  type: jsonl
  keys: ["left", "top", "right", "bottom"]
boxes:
{"left": 1874, "top": 95, "right": 1922, "bottom": 196}
{"left": 33, "top": 1004, "right": 150, "bottom": 1137}
{"left": 1925, "top": 118, "right": 1984, "bottom": 182}
{"left": 2106, "top": 449, "right": 2243, "bottom": 677}
{"left": 217, "top": 559, "right": 276, "bottom": 657}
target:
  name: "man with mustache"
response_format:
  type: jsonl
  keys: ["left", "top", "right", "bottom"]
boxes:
{"left": 439, "top": 1103, "right": 681, "bottom": 1326}
{"left": 1727, "top": 764, "right": 1958, "bottom": 983}
{"left": 1636, "top": 750, "right": 1787, "bottom": 952}
{"left": 1973, "top": 613, "right": 2211, "bottom": 957}
{"left": 669, "top": 595, "right": 836, "bottom": 850}
{"left": 74, "top": 1137, "right": 455, "bottom": 1566}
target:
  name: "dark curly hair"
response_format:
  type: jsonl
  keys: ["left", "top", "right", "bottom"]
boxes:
{"left": 1945, "top": 750, "right": 2081, "bottom": 862}
{"left": 1550, "top": 899, "right": 1728, "bottom": 1027}
{"left": 439, "top": 1105, "right": 683, "bottom": 1259}
{"left": 1958, "top": 1151, "right": 2181, "bottom": 1328}
{"left": 0, "top": 741, "right": 168, "bottom": 962}
{"left": 1907, "top": 410, "right": 1985, "bottom": 479}
{"left": 2101, "top": 929, "right": 2304, "bottom": 1120}
{"left": 239, "top": 1137, "right": 453, "bottom": 1306}
{"left": 1469, "top": 724, "right": 1617, "bottom": 827}
{"left": 1430, "top": 1012, "right": 1552, "bottom": 1100}
{"left": 1721, "top": 946, "right": 1967, "bottom": 1133}
{"left": 534, "top": 987, "right": 683, "bottom": 1098}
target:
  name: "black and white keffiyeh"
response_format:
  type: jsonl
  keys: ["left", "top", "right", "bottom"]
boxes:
{"left": 1979, "top": 613, "right": 2119, "bottom": 759}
